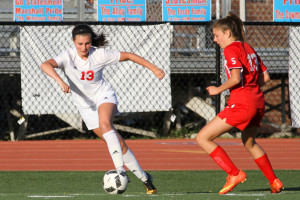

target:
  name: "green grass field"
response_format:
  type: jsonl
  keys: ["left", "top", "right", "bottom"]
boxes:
{"left": 0, "top": 170, "right": 299, "bottom": 200}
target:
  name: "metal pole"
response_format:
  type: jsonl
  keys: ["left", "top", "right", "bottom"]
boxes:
{"left": 216, "top": 0, "right": 220, "bottom": 19}
{"left": 78, "top": 0, "right": 85, "bottom": 21}
{"left": 93, "top": 0, "right": 98, "bottom": 20}
{"left": 240, "top": 0, "right": 246, "bottom": 21}
{"left": 9, "top": 29, "right": 17, "bottom": 57}
{"left": 222, "top": 0, "right": 231, "bottom": 17}
{"left": 215, "top": 0, "right": 222, "bottom": 115}
{"left": 215, "top": 45, "right": 221, "bottom": 115}
{"left": 281, "top": 77, "right": 286, "bottom": 130}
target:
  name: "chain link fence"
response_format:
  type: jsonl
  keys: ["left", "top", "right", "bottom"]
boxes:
{"left": 0, "top": 22, "right": 299, "bottom": 141}
{"left": 0, "top": 0, "right": 279, "bottom": 22}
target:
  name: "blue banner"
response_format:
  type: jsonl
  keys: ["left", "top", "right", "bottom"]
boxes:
{"left": 274, "top": 0, "right": 300, "bottom": 22}
{"left": 162, "top": 0, "right": 211, "bottom": 22}
{"left": 14, "top": 0, "right": 63, "bottom": 22}
{"left": 98, "top": 0, "right": 146, "bottom": 22}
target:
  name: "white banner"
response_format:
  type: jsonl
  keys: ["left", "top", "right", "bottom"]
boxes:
{"left": 289, "top": 27, "right": 300, "bottom": 127}
{"left": 21, "top": 24, "right": 172, "bottom": 115}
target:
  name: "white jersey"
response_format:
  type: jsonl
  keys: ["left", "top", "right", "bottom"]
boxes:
{"left": 54, "top": 46, "right": 120, "bottom": 109}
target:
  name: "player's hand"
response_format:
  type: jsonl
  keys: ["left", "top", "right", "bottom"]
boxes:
{"left": 153, "top": 67, "right": 165, "bottom": 79}
{"left": 206, "top": 86, "right": 220, "bottom": 96}
{"left": 58, "top": 80, "right": 71, "bottom": 93}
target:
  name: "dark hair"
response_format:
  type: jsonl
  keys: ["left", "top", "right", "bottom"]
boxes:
{"left": 212, "top": 12, "right": 245, "bottom": 42}
{"left": 72, "top": 24, "right": 108, "bottom": 47}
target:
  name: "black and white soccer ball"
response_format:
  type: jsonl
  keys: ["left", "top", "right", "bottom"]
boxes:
{"left": 102, "top": 170, "right": 128, "bottom": 194}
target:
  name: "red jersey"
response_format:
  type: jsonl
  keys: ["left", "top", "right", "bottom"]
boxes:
{"left": 224, "top": 41, "right": 267, "bottom": 108}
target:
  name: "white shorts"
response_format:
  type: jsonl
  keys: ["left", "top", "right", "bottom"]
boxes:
{"left": 78, "top": 92, "right": 118, "bottom": 130}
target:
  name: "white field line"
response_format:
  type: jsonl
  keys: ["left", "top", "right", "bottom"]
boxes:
{"left": 23, "top": 192, "right": 269, "bottom": 198}
{"left": 28, "top": 195, "right": 73, "bottom": 198}
{"left": 163, "top": 192, "right": 267, "bottom": 197}
{"left": 27, "top": 194, "right": 105, "bottom": 198}
{"left": 225, "top": 193, "right": 266, "bottom": 196}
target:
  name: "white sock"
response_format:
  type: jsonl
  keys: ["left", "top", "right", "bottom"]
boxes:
{"left": 102, "top": 130, "right": 125, "bottom": 173}
{"left": 123, "top": 148, "right": 147, "bottom": 182}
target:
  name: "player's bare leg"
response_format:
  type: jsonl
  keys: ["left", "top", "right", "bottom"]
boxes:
{"left": 196, "top": 116, "right": 246, "bottom": 194}
{"left": 196, "top": 116, "right": 233, "bottom": 154}
{"left": 93, "top": 103, "right": 125, "bottom": 173}
{"left": 242, "top": 126, "right": 265, "bottom": 159}
{"left": 242, "top": 127, "right": 283, "bottom": 193}
{"left": 94, "top": 103, "right": 156, "bottom": 194}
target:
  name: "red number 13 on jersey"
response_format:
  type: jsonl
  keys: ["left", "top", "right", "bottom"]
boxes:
{"left": 81, "top": 70, "right": 94, "bottom": 81}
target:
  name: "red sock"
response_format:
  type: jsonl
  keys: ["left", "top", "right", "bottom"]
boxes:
{"left": 209, "top": 146, "right": 239, "bottom": 176}
{"left": 255, "top": 154, "right": 277, "bottom": 184}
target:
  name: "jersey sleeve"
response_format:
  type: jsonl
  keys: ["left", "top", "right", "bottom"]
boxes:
{"left": 53, "top": 50, "right": 69, "bottom": 70}
{"left": 102, "top": 48, "right": 121, "bottom": 66}
{"left": 224, "top": 46, "right": 242, "bottom": 70}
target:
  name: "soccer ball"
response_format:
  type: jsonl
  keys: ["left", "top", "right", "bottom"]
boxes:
{"left": 102, "top": 170, "right": 128, "bottom": 194}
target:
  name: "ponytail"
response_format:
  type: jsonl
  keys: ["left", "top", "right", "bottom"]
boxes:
{"left": 72, "top": 24, "right": 108, "bottom": 47}
{"left": 212, "top": 12, "right": 245, "bottom": 42}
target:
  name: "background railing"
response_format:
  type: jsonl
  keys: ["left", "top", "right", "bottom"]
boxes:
{"left": 0, "top": 0, "right": 299, "bottom": 140}
{"left": 0, "top": 22, "right": 299, "bottom": 141}
{"left": 0, "top": 0, "right": 280, "bottom": 22}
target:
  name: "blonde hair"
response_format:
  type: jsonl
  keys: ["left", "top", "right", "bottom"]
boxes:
{"left": 212, "top": 12, "right": 245, "bottom": 42}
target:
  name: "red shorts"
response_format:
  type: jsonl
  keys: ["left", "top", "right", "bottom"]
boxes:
{"left": 217, "top": 103, "right": 265, "bottom": 131}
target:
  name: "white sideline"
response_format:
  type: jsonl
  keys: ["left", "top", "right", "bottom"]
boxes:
{"left": 28, "top": 195, "right": 73, "bottom": 198}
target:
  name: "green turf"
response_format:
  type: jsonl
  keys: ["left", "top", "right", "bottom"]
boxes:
{"left": 0, "top": 170, "right": 299, "bottom": 200}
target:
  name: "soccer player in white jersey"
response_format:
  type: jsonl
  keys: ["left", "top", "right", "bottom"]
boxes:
{"left": 41, "top": 24, "right": 164, "bottom": 194}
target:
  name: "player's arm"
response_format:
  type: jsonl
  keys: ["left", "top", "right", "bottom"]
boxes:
{"left": 258, "top": 71, "right": 270, "bottom": 87}
{"left": 256, "top": 53, "right": 270, "bottom": 87}
{"left": 206, "top": 68, "right": 241, "bottom": 96}
{"left": 40, "top": 59, "right": 71, "bottom": 93}
{"left": 119, "top": 52, "right": 165, "bottom": 79}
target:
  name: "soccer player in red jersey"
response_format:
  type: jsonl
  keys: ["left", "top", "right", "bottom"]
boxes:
{"left": 196, "top": 12, "right": 283, "bottom": 194}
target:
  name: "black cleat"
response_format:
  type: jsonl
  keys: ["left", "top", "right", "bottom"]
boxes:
{"left": 143, "top": 172, "right": 157, "bottom": 194}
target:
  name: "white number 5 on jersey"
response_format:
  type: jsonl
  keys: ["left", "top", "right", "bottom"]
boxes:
{"left": 231, "top": 58, "right": 236, "bottom": 65}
